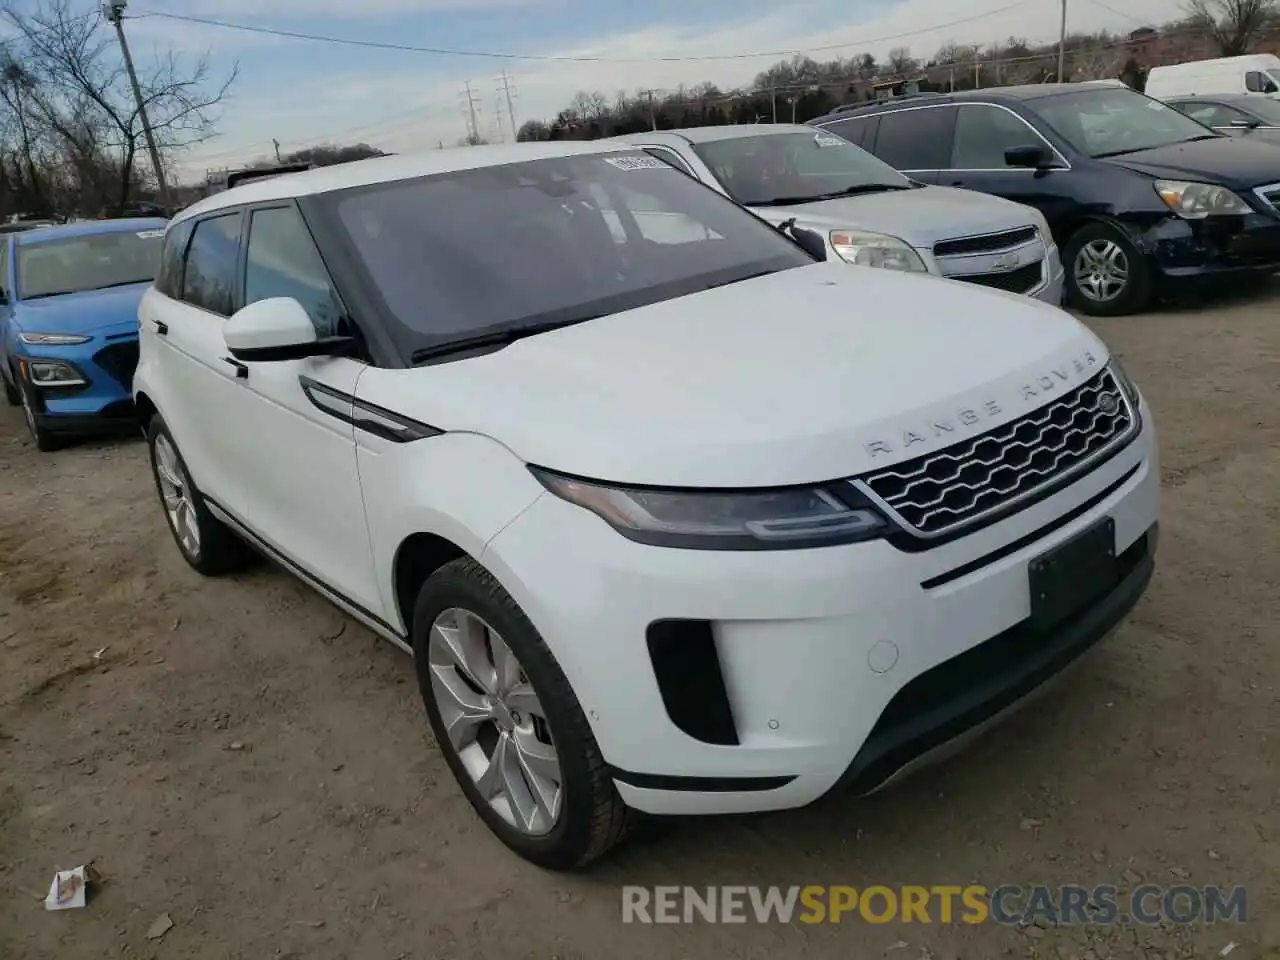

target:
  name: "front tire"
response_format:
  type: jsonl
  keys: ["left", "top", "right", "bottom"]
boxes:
{"left": 1064, "top": 222, "right": 1150, "bottom": 316}
{"left": 3, "top": 365, "right": 20, "bottom": 407}
{"left": 147, "top": 415, "right": 250, "bottom": 576}
{"left": 19, "top": 380, "right": 63, "bottom": 452}
{"left": 412, "top": 557, "right": 635, "bottom": 869}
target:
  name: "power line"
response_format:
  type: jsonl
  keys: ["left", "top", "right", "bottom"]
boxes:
{"left": 132, "top": 2, "right": 1037, "bottom": 64}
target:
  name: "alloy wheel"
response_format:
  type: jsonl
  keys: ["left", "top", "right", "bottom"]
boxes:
{"left": 427, "top": 607, "right": 563, "bottom": 836}
{"left": 153, "top": 434, "right": 201, "bottom": 560}
{"left": 1073, "top": 238, "right": 1130, "bottom": 304}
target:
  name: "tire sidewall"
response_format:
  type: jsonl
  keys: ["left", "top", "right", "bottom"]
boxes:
{"left": 1065, "top": 222, "right": 1150, "bottom": 316}
{"left": 146, "top": 415, "right": 206, "bottom": 569}
{"left": 411, "top": 563, "right": 600, "bottom": 868}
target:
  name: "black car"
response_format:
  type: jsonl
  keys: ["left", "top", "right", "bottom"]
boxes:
{"left": 1165, "top": 93, "right": 1280, "bottom": 145}
{"left": 810, "top": 84, "right": 1280, "bottom": 315}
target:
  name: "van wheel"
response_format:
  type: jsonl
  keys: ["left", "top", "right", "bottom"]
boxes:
{"left": 147, "top": 415, "right": 251, "bottom": 575}
{"left": 411, "top": 557, "right": 636, "bottom": 870}
{"left": 1064, "top": 223, "right": 1150, "bottom": 316}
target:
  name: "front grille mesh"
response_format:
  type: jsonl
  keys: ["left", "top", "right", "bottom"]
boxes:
{"left": 933, "top": 226, "right": 1039, "bottom": 258}
{"left": 857, "top": 369, "right": 1133, "bottom": 536}
{"left": 954, "top": 262, "right": 1042, "bottom": 295}
{"left": 92, "top": 340, "right": 140, "bottom": 391}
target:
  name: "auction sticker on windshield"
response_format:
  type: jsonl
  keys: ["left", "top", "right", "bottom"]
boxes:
{"left": 604, "top": 155, "right": 672, "bottom": 171}
{"left": 814, "top": 133, "right": 845, "bottom": 147}
{"left": 136, "top": 230, "right": 165, "bottom": 238}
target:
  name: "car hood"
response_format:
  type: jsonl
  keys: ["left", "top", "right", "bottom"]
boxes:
{"left": 359, "top": 263, "right": 1109, "bottom": 487}
{"left": 1101, "top": 135, "right": 1280, "bottom": 188}
{"left": 747, "top": 185, "right": 1040, "bottom": 249}
{"left": 12, "top": 283, "right": 149, "bottom": 338}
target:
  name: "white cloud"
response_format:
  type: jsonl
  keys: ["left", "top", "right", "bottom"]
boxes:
{"left": 172, "top": 0, "right": 1187, "bottom": 179}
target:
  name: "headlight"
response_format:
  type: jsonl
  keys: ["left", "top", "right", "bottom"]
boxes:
{"left": 18, "top": 332, "right": 91, "bottom": 345}
{"left": 1107, "top": 358, "right": 1142, "bottom": 408}
{"left": 529, "top": 467, "right": 889, "bottom": 550}
{"left": 25, "top": 359, "right": 87, "bottom": 386}
{"left": 1153, "top": 180, "right": 1249, "bottom": 219}
{"left": 829, "top": 230, "right": 927, "bottom": 272}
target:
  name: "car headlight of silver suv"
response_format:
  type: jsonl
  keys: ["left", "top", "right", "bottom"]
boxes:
{"left": 530, "top": 467, "right": 889, "bottom": 550}
{"left": 1107, "top": 357, "right": 1142, "bottom": 409}
{"left": 829, "top": 230, "right": 927, "bottom": 272}
{"left": 1153, "top": 180, "right": 1250, "bottom": 219}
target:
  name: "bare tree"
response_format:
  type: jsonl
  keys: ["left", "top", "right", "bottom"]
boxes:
{"left": 886, "top": 47, "right": 918, "bottom": 75}
{"left": 1185, "top": 0, "right": 1276, "bottom": 55}
{"left": 2, "top": 0, "right": 236, "bottom": 214}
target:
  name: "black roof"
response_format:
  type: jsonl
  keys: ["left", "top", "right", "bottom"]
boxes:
{"left": 816, "top": 83, "right": 1122, "bottom": 120}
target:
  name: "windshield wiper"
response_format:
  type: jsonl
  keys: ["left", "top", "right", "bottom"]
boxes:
{"left": 753, "top": 184, "right": 908, "bottom": 205}
{"left": 1093, "top": 135, "right": 1220, "bottom": 158}
{"left": 700, "top": 268, "right": 782, "bottom": 292}
{"left": 19, "top": 290, "right": 78, "bottom": 301}
{"left": 91, "top": 278, "right": 153, "bottom": 290}
{"left": 410, "top": 319, "right": 588, "bottom": 364}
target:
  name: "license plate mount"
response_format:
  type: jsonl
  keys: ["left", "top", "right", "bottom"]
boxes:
{"left": 1028, "top": 517, "right": 1117, "bottom": 633}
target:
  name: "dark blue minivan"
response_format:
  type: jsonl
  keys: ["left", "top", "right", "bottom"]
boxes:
{"left": 810, "top": 83, "right": 1280, "bottom": 315}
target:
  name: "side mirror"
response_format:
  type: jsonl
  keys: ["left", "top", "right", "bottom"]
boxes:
{"left": 1230, "top": 117, "right": 1261, "bottom": 128}
{"left": 773, "top": 218, "right": 828, "bottom": 261}
{"left": 1005, "top": 144, "right": 1053, "bottom": 169}
{"left": 223, "top": 297, "right": 353, "bottom": 362}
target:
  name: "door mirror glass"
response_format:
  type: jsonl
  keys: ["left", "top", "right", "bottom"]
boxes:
{"left": 224, "top": 296, "right": 329, "bottom": 361}
{"left": 1004, "top": 144, "right": 1052, "bottom": 169}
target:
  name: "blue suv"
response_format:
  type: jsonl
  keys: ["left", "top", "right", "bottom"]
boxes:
{"left": 1, "top": 218, "right": 166, "bottom": 450}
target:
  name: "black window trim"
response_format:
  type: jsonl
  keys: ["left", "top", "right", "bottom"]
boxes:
{"left": 177, "top": 207, "right": 247, "bottom": 318}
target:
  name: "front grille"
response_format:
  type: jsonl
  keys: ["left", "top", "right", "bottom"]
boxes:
{"left": 933, "top": 226, "right": 1039, "bottom": 258}
{"left": 855, "top": 369, "right": 1135, "bottom": 537}
{"left": 92, "top": 340, "right": 140, "bottom": 391}
{"left": 954, "top": 261, "right": 1043, "bottom": 295}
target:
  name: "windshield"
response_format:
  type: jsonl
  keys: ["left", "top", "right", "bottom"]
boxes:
{"left": 17, "top": 229, "right": 164, "bottom": 300}
{"left": 322, "top": 153, "right": 816, "bottom": 358}
{"left": 690, "top": 131, "right": 910, "bottom": 205}
{"left": 1030, "top": 87, "right": 1220, "bottom": 158}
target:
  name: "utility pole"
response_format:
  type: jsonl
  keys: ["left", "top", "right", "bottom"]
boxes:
{"left": 461, "top": 80, "right": 481, "bottom": 143}
{"left": 1057, "top": 0, "right": 1068, "bottom": 82}
{"left": 498, "top": 69, "right": 518, "bottom": 141}
{"left": 272, "top": 138, "right": 282, "bottom": 162}
{"left": 103, "top": 1, "right": 170, "bottom": 210}
{"left": 641, "top": 89, "right": 657, "bottom": 130}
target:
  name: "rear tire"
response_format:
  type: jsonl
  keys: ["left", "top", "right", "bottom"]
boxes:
{"left": 411, "top": 556, "right": 636, "bottom": 869}
{"left": 146, "top": 414, "right": 251, "bottom": 576}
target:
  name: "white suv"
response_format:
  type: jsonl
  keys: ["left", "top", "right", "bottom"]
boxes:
{"left": 134, "top": 142, "right": 1159, "bottom": 870}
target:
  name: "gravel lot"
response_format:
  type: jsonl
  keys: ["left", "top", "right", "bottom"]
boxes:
{"left": 1, "top": 291, "right": 1277, "bottom": 960}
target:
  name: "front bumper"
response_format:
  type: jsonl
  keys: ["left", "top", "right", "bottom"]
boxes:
{"left": 17, "top": 337, "right": 139, "bottom": 434}
{"left": 481, "top": 406, "right": 1159, "bottom": 816}
{"left": 1143, "top": 211, "right": 1280, "bottom": 286}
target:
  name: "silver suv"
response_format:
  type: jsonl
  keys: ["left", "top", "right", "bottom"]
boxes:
{"left": 614, "top": 125, "right": 1065, "bottom": 305}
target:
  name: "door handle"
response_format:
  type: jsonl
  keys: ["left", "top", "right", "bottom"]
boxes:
{"left": 222, "top": 357, "right": 248, "bottom": 379}
{"left": 153, "top": 320, "right": 168, "bottom": 335}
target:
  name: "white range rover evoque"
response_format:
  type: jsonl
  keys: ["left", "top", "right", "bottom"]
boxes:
{"left": 133, "top": 142, "right": 1159, "bottom": 870}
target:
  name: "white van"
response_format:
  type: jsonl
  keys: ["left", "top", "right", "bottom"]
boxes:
{"left": 1145, "top": 53, "right": 1280, "bottom": 99}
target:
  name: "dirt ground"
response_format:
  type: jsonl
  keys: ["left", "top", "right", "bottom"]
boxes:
{"left": 1, "top": 290, "right": 1277, "bottom": 960}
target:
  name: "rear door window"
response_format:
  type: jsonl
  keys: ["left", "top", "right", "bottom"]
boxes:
{"left": 871, "top": 106, "right": 957, "bottom": 170}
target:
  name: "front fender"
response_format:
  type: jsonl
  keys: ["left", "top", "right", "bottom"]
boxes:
{"left": 354, "top": 429, "right": 545, "bottom": 635}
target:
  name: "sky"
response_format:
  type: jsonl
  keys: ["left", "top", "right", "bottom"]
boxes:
{"left": 105, "top": 0, "right": 1191, "bottom": 181}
